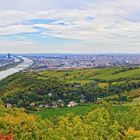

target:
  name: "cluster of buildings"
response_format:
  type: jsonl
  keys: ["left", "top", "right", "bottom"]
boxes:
{"left": 28, "top": 54, "right": 140, "bottom": 71}
{"left": 30, "top": 101, "right": 79, "bottom": 109}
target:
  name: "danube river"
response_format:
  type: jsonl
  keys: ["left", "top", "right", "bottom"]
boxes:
{"left": 0, "top": 57, "right": 33, "bottom": 80}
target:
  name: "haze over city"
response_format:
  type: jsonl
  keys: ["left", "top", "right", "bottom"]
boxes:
{"left": 0, "top": 0, "right": 140, "bottom": 53}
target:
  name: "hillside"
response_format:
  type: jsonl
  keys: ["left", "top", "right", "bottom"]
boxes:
{"left": 0, "top": 101, "right": 140, "bottom": 140}
{"left": 0, "top": 67, "right": 140, "bottom": 110}
{"left": 38, "top": 66, "right": 140, "bottom": 82}
{"left": 0, "top": 67, "right": 140, "bottom": 139}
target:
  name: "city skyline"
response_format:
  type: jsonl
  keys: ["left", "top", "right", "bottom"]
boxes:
{"left": 0, "top": 0, "right": 140, "bottom": 53}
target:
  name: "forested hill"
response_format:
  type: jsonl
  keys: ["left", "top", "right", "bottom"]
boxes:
{"left": 0, "top": 67, "right": 140, "bottom": 110}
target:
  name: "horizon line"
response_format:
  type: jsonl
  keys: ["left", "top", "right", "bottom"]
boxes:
{"left": 1, "top": 52, "right": 140, "bottom": 55}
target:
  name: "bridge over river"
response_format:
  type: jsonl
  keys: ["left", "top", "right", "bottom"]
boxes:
{"left": 0, "top": 57, "right": 33, "bottom": 80}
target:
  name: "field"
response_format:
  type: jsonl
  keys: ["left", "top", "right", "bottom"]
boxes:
{"left": 33, "top": 104, "right": 97, "bottom": 119}
{"left": 38, "top": 67, "right": 140, "bottom": 83}
{"left": 33, "top": 104, "right": 129, "bottom": 119}
{"left": 124, "top": 96, "right": 140, "bottom": 106}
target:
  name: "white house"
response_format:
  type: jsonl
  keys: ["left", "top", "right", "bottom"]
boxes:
{"left": 6, "top": 103, "right": 13, "bottom": 108}
{"left": 67, "top": 101, "right": 78, "bottom": 107}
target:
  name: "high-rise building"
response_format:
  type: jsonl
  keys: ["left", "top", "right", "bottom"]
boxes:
{"left": 8, "top": 53, "right": 11, "bottom": 59}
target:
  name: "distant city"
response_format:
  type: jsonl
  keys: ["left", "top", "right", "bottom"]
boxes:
{"left": 1, "top": 53, "right": 140, "bottom": 71}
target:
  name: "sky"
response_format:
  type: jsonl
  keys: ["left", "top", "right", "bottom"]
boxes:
{"left": 0, "top": 0, "right": 140, "bottom": 53}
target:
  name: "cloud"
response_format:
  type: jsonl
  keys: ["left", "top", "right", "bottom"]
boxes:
{"left": 0, "top": 40, "right": 37, "bottom": 53}
{"left": 0, "top": 25, "right": 37, "bottom": 35}
{"left": 0, "top": 0, "right": 140, "bottom": 53}
{"left": 0, "top": 0, "right": 94, "bottom": 11}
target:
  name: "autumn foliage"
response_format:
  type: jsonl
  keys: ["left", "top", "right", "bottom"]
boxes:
{"left": 0, "top": 101, "right": 140, "bottom": 140}
{"left": 0, "top": 131, "right": 15, "bottom": 140}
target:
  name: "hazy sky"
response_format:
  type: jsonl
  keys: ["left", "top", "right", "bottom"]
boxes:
{"left": 0, "top": 0, "right": 140, "bottom": 53}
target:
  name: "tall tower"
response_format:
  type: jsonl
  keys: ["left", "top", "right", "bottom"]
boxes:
{"left": 8, "top": 53, "right": 11, "bottom": 59}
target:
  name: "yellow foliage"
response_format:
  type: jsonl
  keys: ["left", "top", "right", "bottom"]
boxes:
{"left": 125, "top": 128, "right": 140, "bottom": 140}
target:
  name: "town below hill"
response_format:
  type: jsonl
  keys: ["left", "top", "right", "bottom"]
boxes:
{"left": 24, "top": 53, "right": 140, "bottom": 71}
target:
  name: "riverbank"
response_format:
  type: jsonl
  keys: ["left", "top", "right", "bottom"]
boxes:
{"left": 0, "top": 57, "right": 33, "bottom": 80}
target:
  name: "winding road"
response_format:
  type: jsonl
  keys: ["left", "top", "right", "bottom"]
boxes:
{"left": 0, "top": 57, "right": 33, "bottom": 80}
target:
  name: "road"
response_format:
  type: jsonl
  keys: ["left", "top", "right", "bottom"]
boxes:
{"left": 0, "top": 57, "right": 33, "bottom": 80}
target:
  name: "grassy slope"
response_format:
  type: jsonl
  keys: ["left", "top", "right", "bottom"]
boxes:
{"left": 33, "top": 104, "right": 97, "bottom": 119}
{"left": 124, "top": 88, "right": 140, "bottom": 106}
{"left": 125, "top": 97, "right": 140, "bottom": 106}
{"left": 33, "top": 104, "right": 129, "bottom": 120}
{"left": 1, "top": 67, "right": 140, "bottom": 100}
{"left": 1, "top": 67, "right": 139, "bottom": 119}
{"left": 37, "top": 67, "right": 140, "bottom": 119}
{"left": 38, "top": 67, "right": 140, "bottom": 82}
